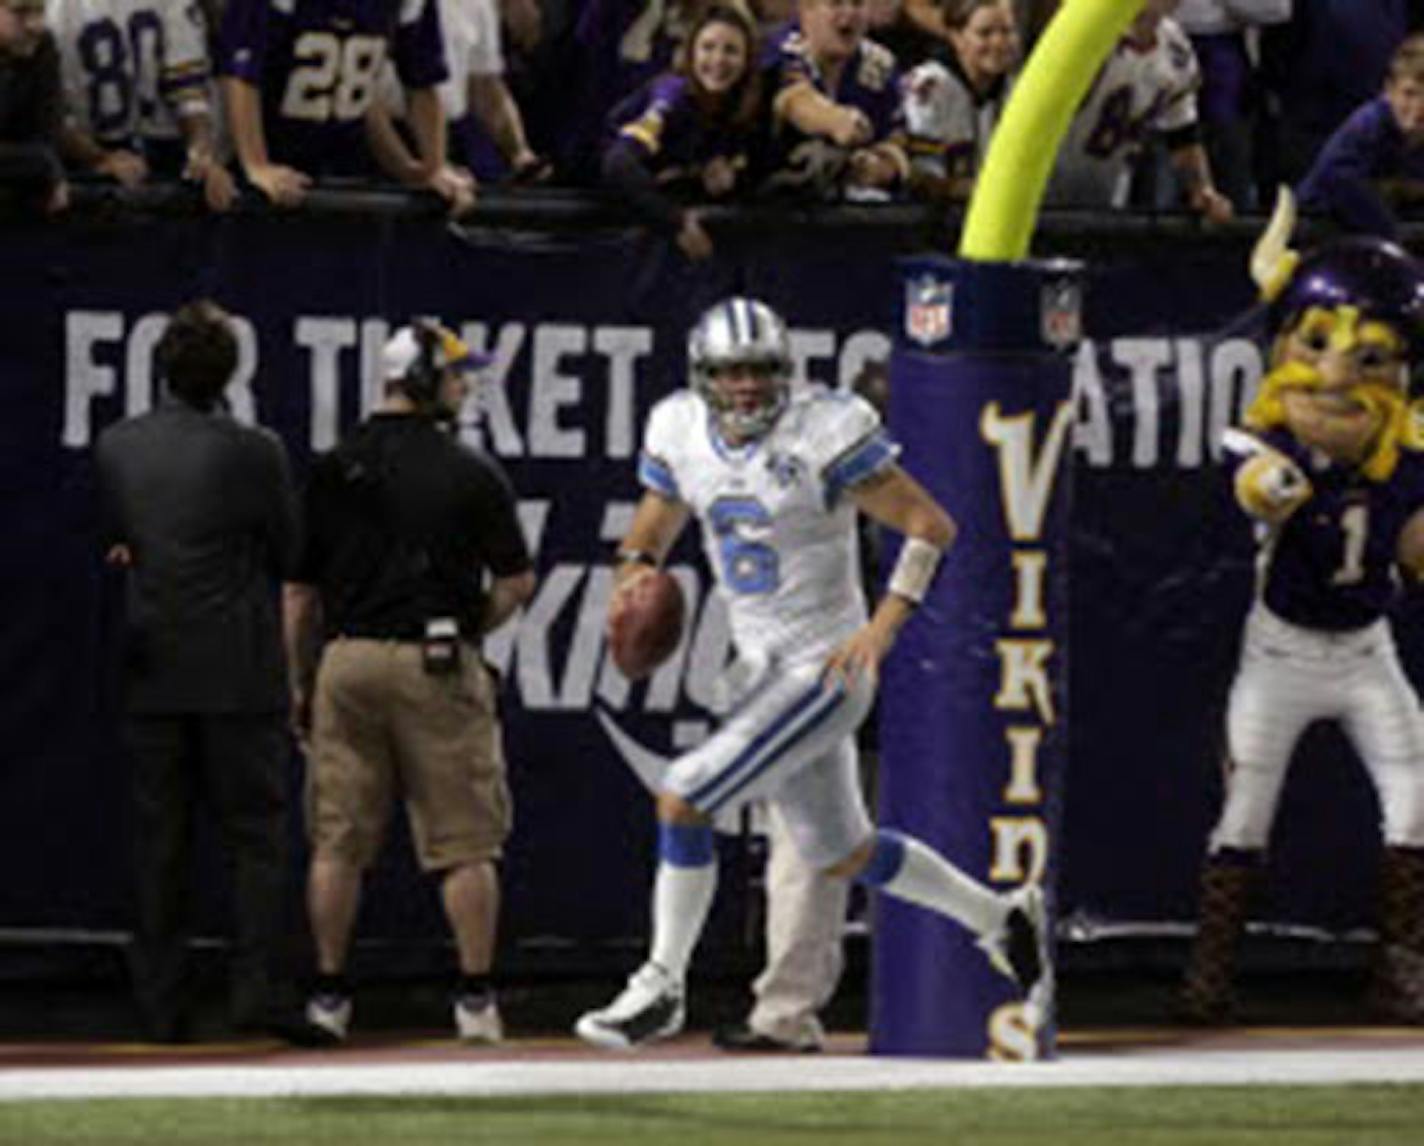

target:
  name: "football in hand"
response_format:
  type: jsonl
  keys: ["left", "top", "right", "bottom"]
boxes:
{"left": 609, "top": 570, "right": 686, "bottom": 680}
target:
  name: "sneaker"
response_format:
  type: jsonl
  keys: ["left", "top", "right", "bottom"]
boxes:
{"left": 454, "top": 994, "right": 504, "bottom": 1044}
{"left": 304, "top": 992, "right": 352, "bottom": 1043}
{"left": 574, "top": 962, "right": 685, "bottom": 1050}
{"left": 712, "top": 1020, "right": 822, "bottom": 1053}
{"left": 979, "top": 884, "right": 1049, "bottom": 997}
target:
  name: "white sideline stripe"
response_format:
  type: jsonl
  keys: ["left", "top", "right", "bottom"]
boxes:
{"left": 5, "top": 1049, "right": 1424, "bottom": 1101}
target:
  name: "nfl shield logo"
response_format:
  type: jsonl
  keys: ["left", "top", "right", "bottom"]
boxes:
{"left": 1040, "top": 278, "right": 1082, "bottom": 349}
{"left": 905, "top": 275, "right": 952, "bottom": 346}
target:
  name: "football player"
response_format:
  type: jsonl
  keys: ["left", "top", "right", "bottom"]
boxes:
{"left": 1044, "top": 0, "right": 1232, "bottom": 222}
{"left": 215, "top": 0, "right": 460, "bottom": 209}
{"left": 755, "top": 0, "right": 908, "bottom": 201}
{"left": 1179, "top": 189, "right": 1424, "bottom": 1024}
{"left": 47, "top": 0, "right": 233, "bottom": 206}
{"left": 575, "top": 296, "right": 1048, "bottom": 1050}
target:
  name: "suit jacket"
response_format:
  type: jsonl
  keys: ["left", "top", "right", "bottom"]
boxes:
{"left": 96, "top": 399, "right": 297, "bottom": 713}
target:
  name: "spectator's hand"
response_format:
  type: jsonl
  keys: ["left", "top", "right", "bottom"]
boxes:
{"left": 185, "top": 153, "right": 237, "bottom": 213}
{"left": 105, "top": 543, "right": 132, "bottom": 567}
{"left": 828, "top": 106, "right": 872, "bottom": 149}
{"left": 1191, "top": 185, "right": 1234, "bottom": 225}
{"left": 247, "top": 162, "right": 311, "bottom": 207}
{"left": 96, "top": 149, "right": 148, "bottom": 188}
{"left": 702, "top": 156, "right": 739, "bottom": 198}
{"left": 510, "top": 150, "right": 553, "bottom": 184}
{"left": 289, "top": 686, "right": 312, "bottom": 745}
{"left": 45, "top": 178, "right": 70, "bottom": 214}
{"left": 500, "top": 0, "right": 542, "bottom": 52}
{"left": 847, "top": 147, "right": 899, "bottom": 190}
{"left": 675, "top": 211, "right": 714, "bottom": 261}
{"left": 426, "top": 163, "right": 477, "bottom": 217}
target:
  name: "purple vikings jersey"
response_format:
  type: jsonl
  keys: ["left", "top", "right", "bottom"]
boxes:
{"left": 1230, "top": 426, "right": 1424, "bottom": 630}
{"left": 1297, "top": 97, "right": 1424, "bottom": 239}
{"left": 609, "top": 73, "right": 752, "bottom": 190}
{"left": 755, "top": 20, "right": 900, "bottom": 199}
{"left": 217, "top": 0, "right": 447, "bottom": 175}
{"left": 564, "top": 0, "right": 687, "bottom": 173}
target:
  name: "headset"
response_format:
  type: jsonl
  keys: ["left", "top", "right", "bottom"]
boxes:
{"left": 401, "top": 319, "right": 445, "bottom": 405}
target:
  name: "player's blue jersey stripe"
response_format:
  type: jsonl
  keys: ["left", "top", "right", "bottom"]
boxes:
{"left": 687, "top": 682, "right": 824, "bottom": 805}
{"left": 704, "top": 688, "right": 846, "bottom": 813}
{"left": 638, "top": 452, "right": 680, "bottom": 498}
{"left": 823, "top": 430, "right": 898, "bottom": 507}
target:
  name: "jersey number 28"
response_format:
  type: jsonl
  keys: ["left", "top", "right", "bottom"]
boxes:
{"left": 280, "top": 32, "right": 386, "bottom": 122}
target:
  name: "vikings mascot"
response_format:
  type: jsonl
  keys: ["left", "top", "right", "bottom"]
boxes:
{"left": 1179, "top": 190, "right": 1424, "bottom": 1024}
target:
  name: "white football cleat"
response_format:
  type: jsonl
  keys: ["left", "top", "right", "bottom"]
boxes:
{"left": 575, "top": 962, "right": 685, "bottom": 1050}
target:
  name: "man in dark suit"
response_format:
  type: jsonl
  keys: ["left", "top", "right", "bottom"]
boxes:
{"left": 96, "top": 299, "right": 299, "bottom": 1042}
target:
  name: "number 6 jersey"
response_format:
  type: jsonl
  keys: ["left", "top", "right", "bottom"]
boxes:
{"left": 638, "top": 384, "right": 899, "bottom": 665}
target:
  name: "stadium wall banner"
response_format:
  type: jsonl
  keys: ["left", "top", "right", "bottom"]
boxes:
{"left": 2, "top": 216, "right": 1412, "bottom": 951}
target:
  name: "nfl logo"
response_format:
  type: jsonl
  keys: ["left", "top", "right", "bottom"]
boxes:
{"left": 1040, "top": 278, "right": 1082, "bottom": 349}
{"left": 905, "top": 276, "right": 952, "bottom": 346}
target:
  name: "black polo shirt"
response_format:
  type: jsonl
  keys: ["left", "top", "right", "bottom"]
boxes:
{"left": 295, "top": 413, "right": 531, "bottom": 639}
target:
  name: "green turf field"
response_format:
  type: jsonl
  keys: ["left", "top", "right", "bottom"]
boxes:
{"left": 1, "top": 1086, "right": 1423, "bottom": 1145}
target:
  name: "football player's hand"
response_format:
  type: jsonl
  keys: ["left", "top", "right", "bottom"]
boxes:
{"left": 97, "top": 149, "right": 148, "bottom": 188}
{"left": 247, "top": 162, "right": 311, "bottom": 207}
{"left": 427, "top": 163, "right": 477, "bottom": 217}
{"left": 676, "top": 211, "right": 714, "bottom": 261}
{"left": 822, "top": 620, "right": 893, "bottom": 691}
{"left": 1191, "top": 185, "right": 1234, "bottom": 225}
{"left": 607, "top": 562, "right": 656, "bottom": 636}
{"left": 829, "top": 106, "right": 872, "bottom": 149}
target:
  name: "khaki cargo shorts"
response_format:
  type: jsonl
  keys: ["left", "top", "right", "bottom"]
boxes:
{"left": 306, "top": 639, "right": 511, "bottom": 871}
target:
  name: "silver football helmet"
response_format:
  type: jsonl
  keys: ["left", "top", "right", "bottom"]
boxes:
{"left": 688, "top": 297, "right": 793, "bottom": 441}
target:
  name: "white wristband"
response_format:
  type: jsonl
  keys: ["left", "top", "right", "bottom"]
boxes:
{"left": 888, "top": 536, "right": 942, "bottom": 605}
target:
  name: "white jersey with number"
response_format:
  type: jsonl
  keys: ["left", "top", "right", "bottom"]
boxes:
{"left": 1046, "top": 16, "right": 1200, "bottom": 207}
{"left": 638, "top": 384, "right": 898, "bottom": 666}
{"left": 900, "top": 58, "right": 1011, "bottom": 183}
{"left": 48, "top": 0, "right": 210, "bottom": 144}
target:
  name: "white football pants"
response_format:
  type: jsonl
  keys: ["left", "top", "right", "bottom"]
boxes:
{"left": 1210, "top": 604, "right": 1424, "bottom": 851}
{"left": 664, "top": 658, "right": 875, "bottom": 870}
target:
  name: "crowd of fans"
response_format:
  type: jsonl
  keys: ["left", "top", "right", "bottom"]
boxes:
{"left": 2, "top": 0, "right": 1423, "bottom": 240}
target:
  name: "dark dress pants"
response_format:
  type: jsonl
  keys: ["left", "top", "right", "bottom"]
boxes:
{"left": 122, "top": 712, "right": 288, "bottom": 1037}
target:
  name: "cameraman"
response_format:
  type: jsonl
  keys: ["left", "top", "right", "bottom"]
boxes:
{"left": 283, "top": 321, "right": 534, "bottom": 1044}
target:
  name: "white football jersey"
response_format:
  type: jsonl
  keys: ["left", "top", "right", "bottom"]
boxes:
{"left": 900, "top": 59, "right": 1011, "bottom": 183}
{"left": 639, "top": 385, "right": 898, "bottom": 665}
{"left": 1045, "top": 16, "right": 1200, "bottom": 207}
{"left": 49, "top": 0, "right": 210, "bottom": 144}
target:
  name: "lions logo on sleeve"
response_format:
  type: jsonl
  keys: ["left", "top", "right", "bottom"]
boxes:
{"left": 639, "top": 384, "right": 898, "bottom": 664}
